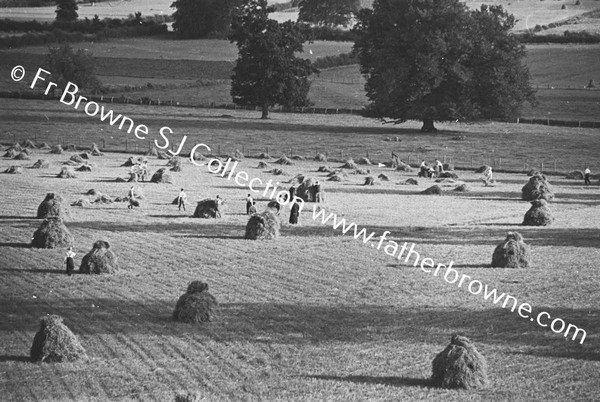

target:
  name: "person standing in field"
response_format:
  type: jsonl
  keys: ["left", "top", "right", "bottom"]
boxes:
{"left": 64, "top": 247, "right": 75, "bottom": 276}
{"left": 314, "top": 180, "right": 322, "bottom": 203}
{"left": 584, "top": 167, "right": 591, "bottom": 185}
{"left": 288, "top": 185, "right": 296, "bottom": 202}
{"left": 248, "top": 201, "right": 257, "bottom": 215}
{"left": 289, "top": 201, "right": 300, "bottom": 225}
{"left": 215, "top": 195, "right": 223, "bottom": 218}
{"left": 246, "top": 193, "right": 253, "bottom": 214}
{"left": 178, "top": 188, "right": 187, "bottom": 211}
{"left": 482, "top": 166, "right": 493, "bottom": 186}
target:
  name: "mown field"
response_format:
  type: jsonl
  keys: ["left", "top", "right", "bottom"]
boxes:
{"left": 0, "top": 125, "right": 599, "bottom": 400}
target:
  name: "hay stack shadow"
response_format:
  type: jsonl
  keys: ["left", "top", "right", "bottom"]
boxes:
{"left": 31, "top": 218, "right": 74, "bottom": 249}
{"left": 79, "top": 240, "right": 119, "bottom": 274}
{"left": 30, "top": 315, "right": 87, "bottom": 363}
{"left": 172, "top": 281, "right": 218, "bottom": 324}
{"left": 491, "top": 231, "right": 530, "bottom": 268}
{"left": 431, "top": 335, "right": 488, "bottom": 389}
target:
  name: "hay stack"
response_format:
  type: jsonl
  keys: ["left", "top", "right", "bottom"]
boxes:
{"left": 76, "top": 165, "right": 92, "bottom": 172}
{"left": 57, "top": 167, "right": 76, "bottom": 178}
{"left": 328, "top": 171, "right": 347, "bottom": 182}
{"left": 314, "top": 153, "right": 327, "bottom": 162}
{"left": 257, "top": 161, "right": 270, "bottom": 169}
{"left": 340, "top": 159, "right": 358, "bottom": 169}
{"left": 438, "top": 171, "right": 458, "bottom": 179}
{"left": 121, "top": 156, "right": 137, "bottom": 167}
{"left": 270, "top": 168, "right": 285, "bottom": 175}
{"left": 258, "top": 152, "right": 271, "bottom": 159}
{"left": 94, "top": 195, "right": 114, "bottom": 204}
{"left": 50, "top": 145, "right": 63, "bottom": 154}
{"left": 275, "top": 155, "right": 293, "bottom": 165}
{"left": 453, "top": 184, "right": 471, "bottom": 192}
{"left": 422, "top": 185, "right": 443, "bottom": 195}
{"left": 39, "top": 142, "right": 51, "bottom": 150}
{"left": 37, "top": 193, "right": 70, "bottom": 220}
{"left": 521, "top": 174, "right": 554, "bottom": 201}
{"left": 172, "top": 281, "right": 218, "bottom": 324}
{"left": 9, "top": 143, "right": 22, "bottom": 152}
{"left": 31, "top": 218, "right": 74, "bottom": 249}
{"left": 79, "top": 152, "right": 90, "bottom": 160}
{"left": 71, "top": 198, "right": 91, "bottom": 207}
{"left": 3, "top": 149, "right": 18, "bottom": 158}
{"left": 192, "top": 152, "right": 206, "bottom": 162}
{"left": 193, "top": 199, "right": 221, "bottom": 218}
{"left": 70, "top": 154, "right": 84, "bottom": 163}
{"left": 30, "top": 315, "right": 87, "bottom": 363}
{"left": 527, "top": 168, "right": 540, "bottom": 176}
{"left": 354, "top": 168, "right": 370, "bottom": 175}
{"left": 91, "top": 143, "right": 103, "bottom": 156}
{"left": 14, "top": 151, "right": 30, "bottom": 160}
{"left": 565, "top": 170, "right": 584, "bottom": 180}
{"left": 523, "top": 199, "right": 553, "bottom": 226}
{"left": 166, "top": 156, "right": 179, "bottom": 167}
{"left": 146, "top": 147, "right": 159, "bottom": 157}
{"left": 378, "top": 173, "right": 389, "bottom": 181}
{"left": 65, "top": 144, "right": 77, "bottom": 151}
{"left": 232, "top": 150, "right": 244, "bottom": 160}
{"left": 291, "top": 155, "right": 305, "bottom": 161}
{"left": 174, "top": 391, "right": 202, "bottom": 402}
{"left": 170, "top": 158, "right": 183, "bottom": 172}
{"left": 5, "top": 165, "right": 23, "bottom": 174}
{"left": 85, "top": 189, "right": 99, "bottom": 196}
{"left": 364, "top": 176, "right": 375, "bottom": 185}
{"left": 22, "top": 139, "right": 37, "bottom": 149}
{"left": 79, "top": 240, "right": 119, "bottom": 274}
{"left": 431, "top": 335, "right": 488, "bottom": 389}
{"left": 317, "top": 165, "right": 332, "bottom": 173}
{"left": 396, "top": 162, "right": 413, "bottom": 172}
{"left": 491, "top": 231, "right": 530, "bottom": 268}
{"left": 357, "top": 157, "right": 372, "bottom": 165}
{"left": 475, "top": 165, "right": 490, "bottom": 174}
{"left": 403, "top": 178, "right": 418, "bottom": 185}
{"left": 31, "top": 159, "right": 49, "bottom": 169}
{"left": 151, "top": 168, "right": 173, "bottom": 184}
{"left": 245, "top": 211, "right": 279, "bottom": 240}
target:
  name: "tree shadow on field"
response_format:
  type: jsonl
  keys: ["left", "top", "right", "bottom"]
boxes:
{"left": 0, "top": 267, "right": 67, "bottom": 274}
{"left": 0, "top": 298, "right": 596, "bottom": 357}
{"left": 307, "top": 374, "right": 432, "bottom": 388}
{"left": 0, "top": 215, "right": 37, "bottom": 220}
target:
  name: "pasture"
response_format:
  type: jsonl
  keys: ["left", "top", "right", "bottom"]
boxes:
{"left": 0, "top": 108, "right": 599, "bottom": 399}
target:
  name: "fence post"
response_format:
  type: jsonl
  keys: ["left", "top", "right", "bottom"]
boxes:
{"left": 266, "top": 146, "right": 269, "bottom": 155}
{"left": 541, "top": 161, "right": 544, "bottom": 172}
{"left": 341, "top": 150, "right": 344, "bottom": 159}
{"left": 366, "top": 151, "right": 370, "bottom": 159}
{"left": 126, "top": 139, "right": 128, "bottom": 152}
{"left": 470, "top": 156, "right": 473, "bottom": 168}
{"left": 218, "top": 144, "right": 221, "bottom": 155}
{"left": 554, "top": 159, "right": 557, "bottom": 172}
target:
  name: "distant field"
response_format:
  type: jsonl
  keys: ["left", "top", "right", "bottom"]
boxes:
{"left": 1, "top": 99, "right": 599, "bottom": 173}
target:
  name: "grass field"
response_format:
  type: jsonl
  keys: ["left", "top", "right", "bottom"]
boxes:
{"left": 0, "top": 128, "right": 599, "bottom": 400}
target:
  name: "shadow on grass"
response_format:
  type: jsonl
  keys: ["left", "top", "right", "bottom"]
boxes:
{"left": 0, "top": 215, "right": 37, "bottom": 220}
{"left": 307, "top": 374, "right": 432, "bottom": 388}
{"left": 0, "top": 267, "right": 67, "bottom": 274}
{"left": 0, "top": 355, "right": 30, "bottom": 363}
{"left": 0, "top": 242, "right": 31, "bottom": 248}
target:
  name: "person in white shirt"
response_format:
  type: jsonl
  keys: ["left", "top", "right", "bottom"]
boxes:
{"left": 178, "top": 189, "right": 187, "bottom": 211}
{"left": 246, "top": 194, "right": 253, "bottom": 214}
{"left": 584, "top": 167, "right": 591, "bottom": 185}
{"left": 64, "top": 247, "right": 76, "bottom": 276}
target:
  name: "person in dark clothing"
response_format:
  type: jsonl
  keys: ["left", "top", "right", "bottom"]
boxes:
{"left": 289, "top": 185, "right": 296, "bottom": 202}
{"left": 289, "top": 201, "right": 299, "bottom": 224}
{"left": 64, "top": 247, "right": 75, "bottom": 276}
{"left": 314, "top": 180, "right": 322, "bottom": 202}
{"left": 246, "top": 194, "right": 253, "bottom": 214}
{"left": 248, "top": 201, "right": 257, "bottom": 215}
{"left": 584, "top": 167, "right": 591, "bottom": 185}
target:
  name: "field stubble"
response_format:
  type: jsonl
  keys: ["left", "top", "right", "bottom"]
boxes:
{"left": 0, "top": 140, "right": 598, "bottom": 400}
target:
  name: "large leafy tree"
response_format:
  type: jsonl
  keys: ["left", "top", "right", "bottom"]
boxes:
{"left": 353, "top": 0, "right": 535, "bottom": 132}
{"left": 55, "top": 0, "right": 78, "bottom": 22}
{"left": 47, "top": 43, "right": 100, "bottom": 92}
{"left": 298, "top": 0, "right": 361, "bottom": 27}
{"left": 171, "top": 0, "right": 241, "bottom": 38}
{"left": 229, "top": 0, "right": 317, "bottom": 119}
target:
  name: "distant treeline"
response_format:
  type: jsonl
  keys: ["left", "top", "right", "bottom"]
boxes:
{"left": 0, "top": 0, "right": 111, "bottom": 6}
{"left": 516, "top": 31, "right": 600, "bottom": 44}
{"left": 0, "top": 16, "right": 168, "bottom": 48}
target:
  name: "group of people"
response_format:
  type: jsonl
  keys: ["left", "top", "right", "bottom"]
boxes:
{"left": 129, "top": 159, "right": 149, "bottom": 182}
{"left": 419, "top": 159, "right": 445, "bottom": 178}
